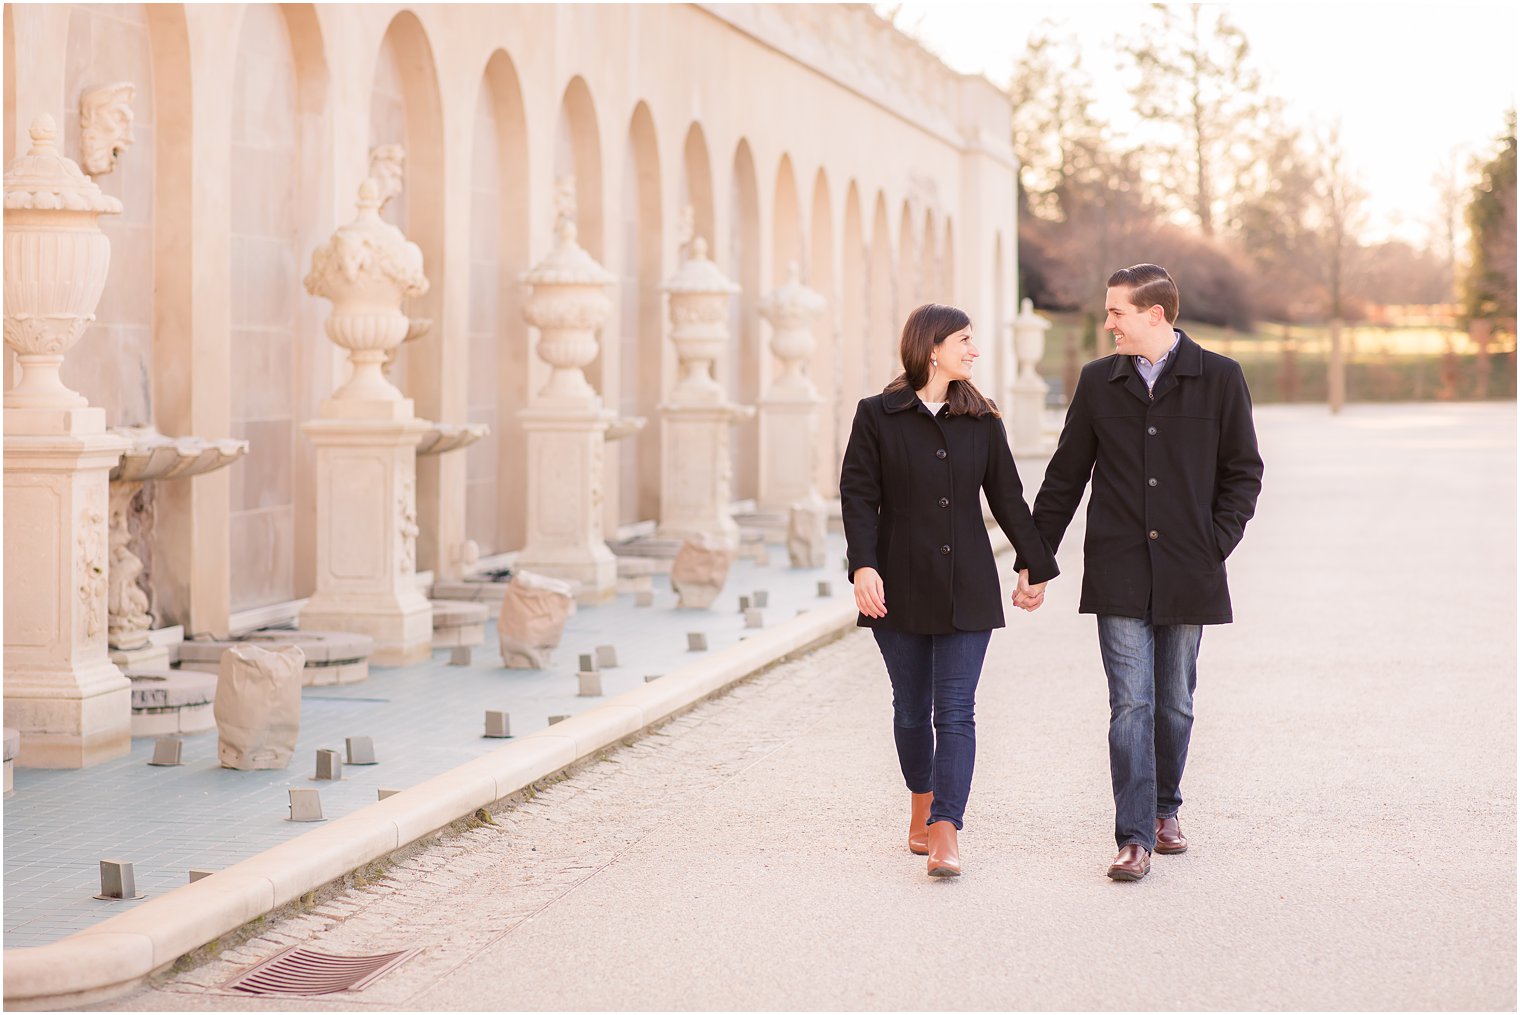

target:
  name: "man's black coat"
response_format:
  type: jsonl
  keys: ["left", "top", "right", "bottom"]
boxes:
{"left": 1016, "top": 329, "right": 1264, "bottom": 626}
{"left": 840, "top": 387, "right": 1059, "bottom": 634}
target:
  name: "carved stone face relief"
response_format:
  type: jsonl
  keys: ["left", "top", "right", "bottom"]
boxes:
{"left": 79, "top": 82, "right": 136, "bottom": 176}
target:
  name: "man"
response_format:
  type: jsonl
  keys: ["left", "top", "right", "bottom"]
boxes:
{"left": 1014, "top": 264, "right": 1263, "bottom": 881}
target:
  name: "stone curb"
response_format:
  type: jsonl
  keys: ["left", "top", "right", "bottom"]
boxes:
{"left": 1, "top": 595, "right": 860, "bottom": 1011}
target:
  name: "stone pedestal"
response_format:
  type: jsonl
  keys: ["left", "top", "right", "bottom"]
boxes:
{"left": 1010, "top": 298, "right": 1053, "bottom": 455}
{"left": 4, "top": 419, "right": 132, "bottom": 767}
{"left": 658, "top": 402, "right": 752, "bottom": 546}
{"left": 516, "top": 408, "right": 620, "bottom": 602}
{"left": 299, "top": 412, "right": 432, "bottom": 665}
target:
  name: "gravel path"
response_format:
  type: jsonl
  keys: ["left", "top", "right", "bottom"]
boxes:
{"left": 94, "top": 403, "right": 1516, "bottom": 1012}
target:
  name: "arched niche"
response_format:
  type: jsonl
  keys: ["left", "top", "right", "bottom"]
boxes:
{"left": 554, "top": 75, "right": 606, "bottom": 394}
{"left": 226, "top": 2, "right": 328, "bottom": 613}
{"left": 896, "top": 199, "right": 916, "bottom": 332}
{"left": 921, "top": 207, "right": 938, "bottom": 304}
{"left": 943, "top": 218, "right": 956, "bottom": 305}
{"left": 729, "top": 138, "right": 761, "bottom": 501}
{"left": 808, "top": 168, "right": 839, "bottom": 497}
{"left": 869, "top": 192, "right": 896, "bottom": 378}
{"left": 839, "top": 181, "right": 866, "bottom": 460}
{"left": 369, "top": 10, "right": 446, "bottom": 570}
{"left": 469, "top": 50, "right": 531, "bottom": 554}
{"left": 772, "top": 154, "right": 802, "bottom": 285}
{"left": 680, "top": 122, "right": 714, "bottom": 250}
{"left": 619, "top": 100, "right": 663, "bottom": 525}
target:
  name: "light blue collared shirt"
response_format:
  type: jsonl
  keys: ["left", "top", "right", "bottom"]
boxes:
{"left": 1135, "top": 331, "right": 1181, "bottom": 393}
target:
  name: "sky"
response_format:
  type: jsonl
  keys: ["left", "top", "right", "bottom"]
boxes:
{"left": 883, "top": 1, "right": 1518, "bottom": 247}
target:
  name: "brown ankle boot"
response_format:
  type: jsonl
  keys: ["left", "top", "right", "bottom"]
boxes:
{"left": 908, "top": 792, "right": 934, "bottom": 855}
{"left": 926, "top": 820, "right": 961, "bottom": 877}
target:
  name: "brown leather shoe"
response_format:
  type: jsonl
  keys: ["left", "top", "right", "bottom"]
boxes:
{"left": 1106, "top": 844, "right": 1151, "bottom": 881}
{"left": 926, "top": 820, "right": 961, "bottom": 877}
{"left": 908, "top": 792, "right": 934, "bottom": 855}
{"left": 1155, "top": 815, "right": 1188, "bottom": 854}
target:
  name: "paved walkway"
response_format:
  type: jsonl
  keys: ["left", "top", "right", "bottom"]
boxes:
{"left": 92, "top": 403, "right": 1516, "bottom": 1011}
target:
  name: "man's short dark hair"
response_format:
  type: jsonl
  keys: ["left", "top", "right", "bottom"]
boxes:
{"left": 1107, "top": 264, "right": 1179, "bottom": 323}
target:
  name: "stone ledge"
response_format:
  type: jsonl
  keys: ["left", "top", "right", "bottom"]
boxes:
{"left": 0, "top": 595, "right": 859, "bottom": 1010}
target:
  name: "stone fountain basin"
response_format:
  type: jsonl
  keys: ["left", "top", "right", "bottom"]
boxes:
{"left": 416, "top": 421, "right": 489, "bottom": 456}
{"left": 109, "top": 425, "right": 249, "bottom": 482}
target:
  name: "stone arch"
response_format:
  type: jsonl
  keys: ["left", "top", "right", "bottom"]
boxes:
{"left": 943, "top": 217, "right": 956, "bottom": 305}
{"left": 469, "top": 50, "right": 532, "bottom": 554}
{"left": 370, "top": 10, "right": 446, "bottom": 569}
{"left": 225, "top": 2, "right": 328, "bottom": 613}
{"left": 809, "top": 168, "right": 839, "bottom": 497}
{"left": 869, "top": 192, "right": 896, "bottom": 378}
{"left": 680, "top": 122, "right": 715, "bottom": 250}
{"left": 896, "top": 199, "right": 916, "bottom": 333}
{"left": 839, "top": 181, "right": 866, "bottom": 459}
{"left": 921, "top": 207, "right": 938, "bottom": 304}
{"left": 729, "top": 138, "right": 761, "bottom": 501}
{"left": 772, "top": 153, "right": 802, "bottom": 286}
{"left": 992, "top": 232, "right": 1008, "bottom": 409}
{"left": 619, "top": 100, "right": 663, "bottom": 524}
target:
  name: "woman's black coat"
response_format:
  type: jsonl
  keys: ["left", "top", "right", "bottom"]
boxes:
{"left": 1015, "top": 330, "right": 1264, "bottom": 625}
{"left": 839, "top": 387, "right": 1059, "bottom": 634}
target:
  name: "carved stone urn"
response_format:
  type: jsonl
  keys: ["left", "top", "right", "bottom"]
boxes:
{"left": 3, "top": 114, "right": 123, "bottom": 410}
{"left": 303, "top": 178, "right": 428, "bottom": 407}
{"left": 664, "top": 237, "right": 740, "bottom": 404}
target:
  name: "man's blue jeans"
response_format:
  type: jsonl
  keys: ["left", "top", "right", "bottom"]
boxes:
{"left": 1096, "top": 614, "right": 1203, "bottom": 852}
{"left": 872, "top": 628, "right": 992, "bottom": 831}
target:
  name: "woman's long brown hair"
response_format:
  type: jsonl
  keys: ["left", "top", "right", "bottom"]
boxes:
{"left": 882, "top": 303, "right": 1000, "bottom": 418}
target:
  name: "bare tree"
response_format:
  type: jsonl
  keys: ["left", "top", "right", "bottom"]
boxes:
{"left": 1120, "top": 3, "right": 1265, "bottom": 238}
{"left": 1315, "top": 122, "right": 1368, "bottom": 414}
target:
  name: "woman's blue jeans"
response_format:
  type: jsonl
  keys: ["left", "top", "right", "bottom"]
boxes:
{"left": 871, "top": 627, "right": 992, "bottom": 831}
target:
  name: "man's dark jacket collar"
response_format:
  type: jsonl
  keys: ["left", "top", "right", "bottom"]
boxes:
{"left": 1108, "top": 328, "right": 1202, "bottom": 404}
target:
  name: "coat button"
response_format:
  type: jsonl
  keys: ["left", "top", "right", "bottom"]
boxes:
{"left": 935, "top": 449, "right": 947, "bottom": 459}
{"left": 1148, "top": 478, "right": 1158, "bottom": 487}
{"left": 1147, "top": 426, "right": 1158, "bottom": 436}
{"left": 938, "top": 497, "right": 949, "bottom": 508}
{"left": 939, "top": 544, "right": 951, "bottom": 555}
{"left": 1149, "top": 530, "right": 1159, "bottom": 540}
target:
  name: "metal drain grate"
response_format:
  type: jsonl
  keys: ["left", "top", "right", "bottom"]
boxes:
{"left": 225, "top": 945, "right": 419, "bottom": 995}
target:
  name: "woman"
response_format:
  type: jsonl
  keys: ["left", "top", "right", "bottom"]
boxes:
{"left": 839, "top": 303, "right": 1059, "bottom": 878}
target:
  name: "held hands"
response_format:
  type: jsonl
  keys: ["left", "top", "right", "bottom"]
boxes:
{"left": 1012, "top": 568, "right": 1048, "bottom": 613}
{"left": 853, "top": 566, "right": 887, "bottom": 619}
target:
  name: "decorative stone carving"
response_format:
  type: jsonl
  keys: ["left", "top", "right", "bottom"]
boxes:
{"left": 657, "top": 233, "right": 754, "bottom": 547}
{"left": 3, "top": 114, "right": 123, "bottom": 410}
{"left": 497, "top": 570, "right": 577, "bottom": 669}
{"left": 669, "top": 534, "right": 735, "bottom": 610}
{"left": 367, "top": 143, "right": 405, "bottom": 210}
{"left": 756, "top": 261, "right": 827, "bottom": 516}
{"left": 303, "top": 178, "right": 428, "bottom": 405}
{"left": 1010, "top": 298, "right": 1053, "bottom": 454}
{"left": 78, "top": 82, "right": 135, "bottom": 176}
{"left": 787, "top": 499, "right": 829, "bottom": 569}
{"left": 78, "top": 493, "right": 108, "bottom": 640}
{"left": 299, "top": 177, "right": 433, "bottom": 665}
{"left": 105, "top": 427, "right": 249, "bottom": 652}
{"left": 514, "top": 176, "right": 640, "bottom": 602}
